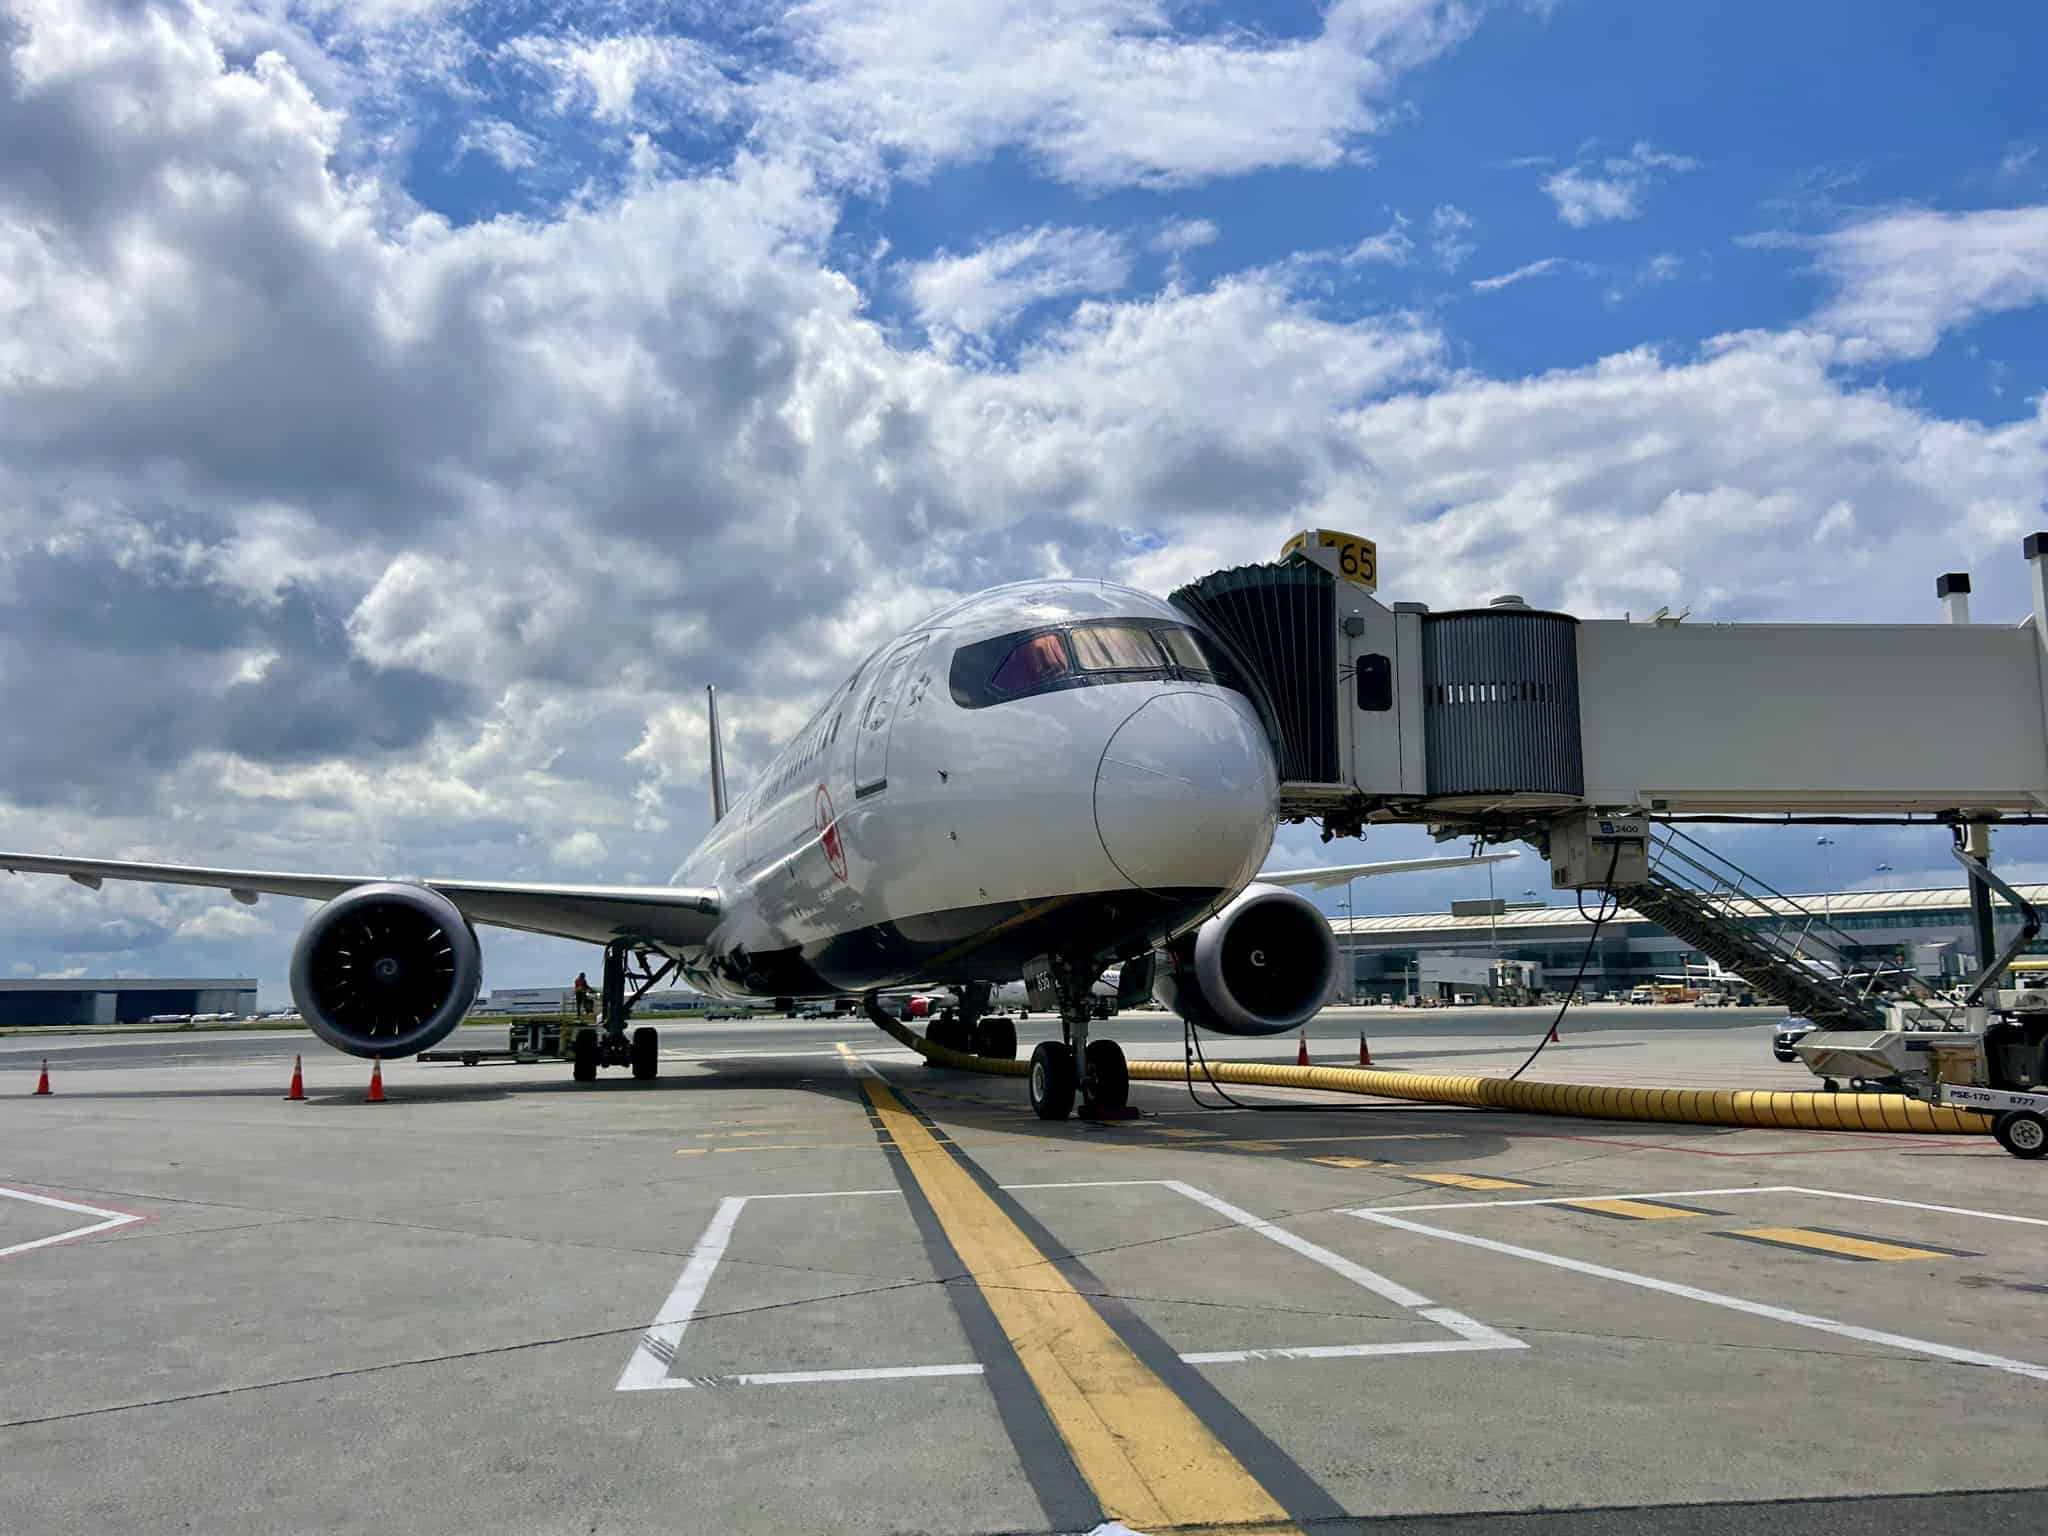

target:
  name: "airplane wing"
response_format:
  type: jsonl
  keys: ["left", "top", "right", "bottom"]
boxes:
{"left": 0, "top": 851, "right": 721, "bottom": 949}
{"left": 1259, "top": 850, "right": 1519, "bottom": 890}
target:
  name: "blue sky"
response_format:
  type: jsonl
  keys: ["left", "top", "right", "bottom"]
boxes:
{"left": 1, "top": 0, "right": 2045, "bottom": 994}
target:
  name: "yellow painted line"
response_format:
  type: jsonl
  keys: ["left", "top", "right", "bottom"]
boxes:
{"left": 1566, "top": 1198, "right": 1703, "bottom": 1221}
{"left": 1150, "top": 1127, "right": 1225, "bottom": 1139}
{"left": 1728, "top": 1227, "right": 1963, "bottom": 1262}
{"left": 1406, "top": 1172, "right": 1529, "bottom": 1191}
{"left": 849, "top": 1064, "right": 1298, "bottom": 1533}
{"left": 1308, "top": 1156, "right": 1386, "bottom": 1170}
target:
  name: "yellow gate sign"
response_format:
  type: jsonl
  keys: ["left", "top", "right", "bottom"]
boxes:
{"left": 1280, "top": 528, "right": 1377, "bottom": 590}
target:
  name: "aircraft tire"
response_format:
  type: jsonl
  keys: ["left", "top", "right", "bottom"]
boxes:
{"left": 1083, "top": 1039, "right": 1128, "bottom": 1109}
{"left": 1029, "top": 1042, "right": 1076, "bottom": 1121}
{"left": 630, "top": 1026, "right": 659, "bottom": 1081}
{"left": 572, "top": 1027, "right": 600, "bottom": 1082}
{"left": 975, "top": 1017, "right": 1017, "bottom": 1060}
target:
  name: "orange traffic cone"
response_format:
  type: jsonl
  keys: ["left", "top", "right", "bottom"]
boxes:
{"left": 1547, "top": 1021, "right": 1560, "bottom": 1043}
{"left": 1296, "top": 1030, "right": 1310, "bottom": 1067}
{"left": 284, "top": 1055, "right": 305, "bottom": 1101}
{"left": 33, "top": 1058, "right": 50, "bottom": 1096}
{"left": 1358, "top": 1034, "right": 1373, "bottom": 1067}
{"left": 366, "top": 1057, "right": 385, "bottom": 1104}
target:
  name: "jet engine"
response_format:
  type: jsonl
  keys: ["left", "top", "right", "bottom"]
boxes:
{"left": 1151, "top": 882, "right": 1339, "bottom": 1036}
{"left": 288, "top": 882, "right": 482, "bottom": 1058}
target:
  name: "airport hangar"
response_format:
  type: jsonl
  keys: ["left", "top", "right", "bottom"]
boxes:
{"left": 0, "top": 977, "right": 258, "bottom": 1026}
{"left": 1332, "top": 883, "right": 2048, "bottom": 1002}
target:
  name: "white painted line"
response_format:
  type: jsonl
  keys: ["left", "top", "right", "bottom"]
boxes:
{"left": 1781, "top": 1186, "right": 2048, "bottom": 1230}
{"left": 744, "top": 1189, "right": 899, "bottom": 1201}
{"left": 0, "top": 1185, "right": 144, "bottom": 1260}
{"left": 1365, "top": 1185, "right": 1791, "bottom": 1214}
{"left": 683, "top": 1364, "right": 987, "bottom": 1387}
{"left": 1180, "top": 1334, "right": 1521, "bottom": 1365}
{"left": 1165, "top": 1180, "right": 1436, "bottom": 1310}
{"left": 1351, "top": 1209, "right": 2048, "bottom": 1384}
{"left": 1003, "top": 1180, "right": 1165, "bottom": 1191}
{"left": 616, "top": 1195, "right": 747, "bottom": 1392}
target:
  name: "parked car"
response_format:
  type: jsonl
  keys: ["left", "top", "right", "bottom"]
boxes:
{"left": 1773, "top": 1015, "right": 1817, "bottom": 1062}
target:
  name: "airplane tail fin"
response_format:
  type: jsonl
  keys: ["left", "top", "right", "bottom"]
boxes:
{"left": 706, "top": 685, "right": 730, "bottom": 824}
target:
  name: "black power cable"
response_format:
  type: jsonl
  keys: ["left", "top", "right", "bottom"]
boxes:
{"left": 1506, "top": 840, "right": 1623, "bottom": 1081}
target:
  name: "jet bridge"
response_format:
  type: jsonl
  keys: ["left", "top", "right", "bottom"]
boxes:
{"left": 1171, "top": 530, "right": 2048, "bottom": 831}
{"left": 1171, "top": 530, "right": 2048, "bottom": 1153}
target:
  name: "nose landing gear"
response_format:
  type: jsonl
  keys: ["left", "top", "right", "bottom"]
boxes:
{"left": 1025, "top": 955, "right": 1132, "bottom": 1122}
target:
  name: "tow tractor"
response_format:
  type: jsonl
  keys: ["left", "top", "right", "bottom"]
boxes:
{"left": 1793, "top": 1001, "right": 2048, "bottom": 1159}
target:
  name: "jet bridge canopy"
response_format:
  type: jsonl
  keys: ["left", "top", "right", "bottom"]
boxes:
{"left": 1174, "top": 529, "right": 2048, "bottom": 831}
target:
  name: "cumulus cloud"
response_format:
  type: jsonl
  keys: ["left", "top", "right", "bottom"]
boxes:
{"left": 755, "top": 0, "right": 1481, "bottom": 189}
{"left": 904, "top": 225, "right": 1132, "bottom": 337}
{"left": 1151, "top": 218, "right": 1219, "bottom": 256}
{"left": 1542, "top": 141, "right": 1700, "bottom": 227}
{"left": 1802, "top": 204, "right": 2048, "bottom": 362}
{"left": 1342, "top": 214, "right": 1412, "bottom": 266}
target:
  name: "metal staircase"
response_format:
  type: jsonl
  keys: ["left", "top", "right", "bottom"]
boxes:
{"left": 1616, "top": 828, "right": 1961, "bottom": 1030}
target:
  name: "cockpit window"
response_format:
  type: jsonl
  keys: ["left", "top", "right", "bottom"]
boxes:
{"left": 1070, "top": 624, "right": 1165, "bottom": 672}
{"left": 949, "top": 619, "right": 1236, "bottom": 709}
{"left": 990, "top": 632, "right": 1072, "bottom": 693}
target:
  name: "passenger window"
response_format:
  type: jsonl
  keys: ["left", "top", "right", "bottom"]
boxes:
{"left": 1071, "top": 625, "right": 1165, "bottom": 671}
{"left": 990, "top": 632, "right": 1072, "bottom": 693}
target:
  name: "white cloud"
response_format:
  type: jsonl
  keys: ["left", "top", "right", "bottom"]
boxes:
{"left": 501, "top": 31, "right": 736, "bottom": 126}
{"left": 904, "top": 225, "right": 1132, "bottom": 336}
{"left": 176, "top": 905, "right": 268, "bottom": 942}
{"left": 1429, "top": 204, "right": 1474, "bottom": 270}
{"left": 1999, "top": 143, "right": 2038, "bottom": 180}
{"left": 551, "top": 830, "right": 609, "bottom": 868}
{"left": 1151, "top": 218, "right": 1219, "bottom": 256}
{"left": 1542, "top": 141, "right": 1700, "bottom": 227}
{"left": 756, "top": 0, "right": 1480, "bottom": 189}
{"left": 1804, "top": 204, "right": 2048, "bottom": 362}
{"left": 1469, "top": 256, "right": 1563, "bottom": 292}
{"left": 1342, "top": 214, "right": 1413, "bottom": 266}
{"left": 455, "top": 118, "right": 541, "bottom": 171}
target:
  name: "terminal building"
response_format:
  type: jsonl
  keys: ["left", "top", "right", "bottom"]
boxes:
{"left": 1333, "top": 885, "right": 2047, "bottom": 1003}
{"left": 0, "top": 977, "right": 259, "bottom": 1026}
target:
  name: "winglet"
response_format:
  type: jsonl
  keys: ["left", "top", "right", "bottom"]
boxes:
{"left": 706, "top": 685, "right": 730, "bottom": 824}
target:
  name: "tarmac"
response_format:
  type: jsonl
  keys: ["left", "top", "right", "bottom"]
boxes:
{"left": 3, "top": 1004, "right": 2044, "bottom": 1535}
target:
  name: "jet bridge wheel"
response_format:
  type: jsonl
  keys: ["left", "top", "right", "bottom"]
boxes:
{"left": 630, "top": 1026, "right": 659, "bottom": 1081}
{"left": 1029, "top": 1041, "right": 1076, "bottom": 1121}
{"left": 1992, "top": 1110, "right": 2048, "bottom": 1160}
{"left": 571, "top": 1027, "right": 599, "bottom": 1082}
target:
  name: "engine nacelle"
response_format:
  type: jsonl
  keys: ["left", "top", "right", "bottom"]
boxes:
{"left": 1151, "top": 882, "right": 1339, "bottom": 1036}
{"left": 289, "top": 882, "right": 482, "bottom": 1058}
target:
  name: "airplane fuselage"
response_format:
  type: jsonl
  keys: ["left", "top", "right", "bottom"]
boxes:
{"left": 669, "top": 581, "right": 1278, "bottom": 1001}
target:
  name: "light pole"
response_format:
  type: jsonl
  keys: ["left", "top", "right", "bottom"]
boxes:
{"left": 1336, "top": 893, "right": 1354, "bottom": 1002}
{"left": 1816, "top": 835, "right": 1836, "bottom": 923}
{"left": 1875, "top": 862, "right": 1894, "bottom": 891}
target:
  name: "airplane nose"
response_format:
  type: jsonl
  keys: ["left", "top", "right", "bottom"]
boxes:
{"left": 1094, "top": 691, "right": 1278, "bottom": 895}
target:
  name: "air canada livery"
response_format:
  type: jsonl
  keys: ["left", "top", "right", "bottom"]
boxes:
{"left": 3, "top": 577, "right": 1504, "bottom": 1119}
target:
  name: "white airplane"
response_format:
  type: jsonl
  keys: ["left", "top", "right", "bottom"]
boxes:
{"left": 2, "top": 578, "right": 1510, "bottom": 1119}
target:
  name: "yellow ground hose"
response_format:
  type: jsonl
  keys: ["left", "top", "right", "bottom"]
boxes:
{"left": 863, "top": 1008, "right": 1991, "bottom": 1136}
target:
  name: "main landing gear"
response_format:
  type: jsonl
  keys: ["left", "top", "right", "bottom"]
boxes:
{"left": 1026, "top": 956, "right": 1130, "bottom": 1123}
{"left": 921, "top": 982, "right": 1018, "bottom": 1062}
{"left": 571, "top": 940, "right": 675, "bottom": 1084}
